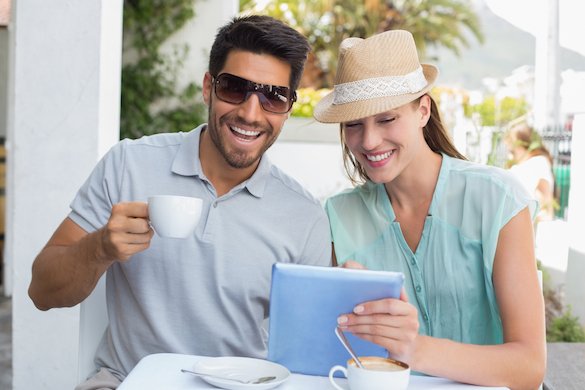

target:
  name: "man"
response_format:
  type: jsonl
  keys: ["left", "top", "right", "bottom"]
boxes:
{"left": 29, "top": 15, "right": 331, "bottom": 389}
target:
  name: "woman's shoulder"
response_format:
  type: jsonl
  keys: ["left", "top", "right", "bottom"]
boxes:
{"left": 438, "top": 156, "right": 537, "bottom": 236}
{"left": 326, "top": 181, "right": 379, "bottom": 205}
{"left": 445, "top": 155, "right": 520, "bottom": 190}
{"left": 525, "top": 154, "right": 553, "bottom": 169}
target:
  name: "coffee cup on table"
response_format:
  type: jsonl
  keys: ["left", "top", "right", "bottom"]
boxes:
{"left": 329, "top": 356, "right": 410, "bottom": 390}
{"left": 147, "top": 195, "right": 203, "bottom": 238}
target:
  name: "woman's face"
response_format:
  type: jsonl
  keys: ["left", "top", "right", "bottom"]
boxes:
{"left": 342, "top": 96, "right": 431, "bottom": 184}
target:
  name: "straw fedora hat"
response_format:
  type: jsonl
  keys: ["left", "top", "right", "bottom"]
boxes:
{"left": 313, "top": 30, "right": 438, "bottom": 123}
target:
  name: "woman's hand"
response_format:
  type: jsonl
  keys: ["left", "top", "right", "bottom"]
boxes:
{"left": 339, "top": 260, "right": 367, "bottom": 270}
{"left": 337, "top": 287, "right": 420, "bottom": 363}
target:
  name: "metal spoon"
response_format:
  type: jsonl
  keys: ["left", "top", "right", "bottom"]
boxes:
{"left": 335, "top": 326, "right": 364, "bottom": 369}
{"left": 181, "top": 368, "right": 276, "bottom": 384}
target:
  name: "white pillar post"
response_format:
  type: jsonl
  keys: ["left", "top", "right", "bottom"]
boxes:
{"left": 7, "top": 1, "right": 122, "bottom": 389}
{"left": 533, "top": 0, "right": 561, "bottom": 129}
{"left": 565, "top": 113, "right": 585, "bottom": 326}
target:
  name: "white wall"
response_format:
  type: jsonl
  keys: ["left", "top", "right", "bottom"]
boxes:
{"left": 161, "top": 0, "right": 238, "bottom": 93}
{"left": 268, "top": 141, "right": 351, "bottom": 203}
{"left": 269, "top": 118, "right": 351, "bottom": 202}
{"left": 7, "top": 1, "right": 122, "bottom": 389}
{"left": 565, "top": 113, "right": 585, "bottom": 325}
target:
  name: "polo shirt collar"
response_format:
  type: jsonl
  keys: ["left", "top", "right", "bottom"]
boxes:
{"left": 171, "top": 124, "right": 271, "bottom": 198}
{"left": 245, "top": 153, "right": 271, "bottom": 198}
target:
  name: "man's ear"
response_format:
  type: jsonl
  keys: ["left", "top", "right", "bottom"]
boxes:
{"left": 202, "top": 72, "right": 213, "bottom": 107}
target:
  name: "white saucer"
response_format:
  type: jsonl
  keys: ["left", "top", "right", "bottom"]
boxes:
{"left": 192, "top": 357, "right": 290, "bottom": 390}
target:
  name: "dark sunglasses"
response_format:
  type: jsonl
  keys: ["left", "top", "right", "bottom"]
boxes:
{"left": 212, "top": 73, "right": 296, "bottom": 114}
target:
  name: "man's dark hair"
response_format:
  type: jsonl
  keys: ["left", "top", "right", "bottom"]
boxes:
{"left": 209, "top": 15, "right": 310, "bottom": 91}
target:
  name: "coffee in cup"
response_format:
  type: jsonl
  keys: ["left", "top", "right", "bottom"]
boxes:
{"left": 329, "top": 356, "right": 410, "bottom": 390}
{"left": 148, "top": 195, "right": 203, "bottom": 238}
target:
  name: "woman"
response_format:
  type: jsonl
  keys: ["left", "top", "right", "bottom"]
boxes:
{"left": 314, "top": 30, "right": 545, "bottom": 389}
{"left": 505, "top": 122, "right": 555, "bottom": 222}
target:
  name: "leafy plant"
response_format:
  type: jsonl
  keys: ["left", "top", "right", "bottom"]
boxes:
{"left": 547, "top": 307, "right": 585, "bottom": 342}
{"left": 291, "top": 88, "right": 331, "bottom": 117}
{"left": 240, "top": 0, "right": 484, "bottom": 88}
{"left": 539, "top": 264, "right": 585, "bottom": 342}
{"left": 120, "top": 0, "right": 206, "bottom": 140}
{"left": 463, "top": 95, "right": 528, "bottom": 127}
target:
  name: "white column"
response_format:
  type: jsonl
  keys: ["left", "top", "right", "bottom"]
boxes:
{"left": 533, "top": 0, "right": 561, "bottom": 129}
{"left": 6, "top": 1, "right": 122, "bottom": 389}
{"left": 565, "top": 113, "right": 585, "bottom": 326}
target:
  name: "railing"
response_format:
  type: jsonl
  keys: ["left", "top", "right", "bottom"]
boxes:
{"left": 478, "top": 125, "right": 572, "bottom": 220}
{"left": 541, "top": 127, "right": 572, "bottom": 220}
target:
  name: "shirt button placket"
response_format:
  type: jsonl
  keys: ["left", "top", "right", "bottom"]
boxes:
{"left": 409, "top": 258, "right": 431, "bottom": 331}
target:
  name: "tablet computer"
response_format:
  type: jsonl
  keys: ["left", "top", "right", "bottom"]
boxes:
{"left": 267, "top": 263, "right": 404, "bottom": 376}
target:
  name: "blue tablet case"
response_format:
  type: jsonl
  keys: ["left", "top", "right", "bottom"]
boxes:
{"left": 267, "top": 263, "right": 404, "bottom": 376}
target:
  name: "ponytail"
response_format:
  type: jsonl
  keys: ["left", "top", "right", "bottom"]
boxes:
{"left": 423, "top": 96, "right": 467, "bottom": 160}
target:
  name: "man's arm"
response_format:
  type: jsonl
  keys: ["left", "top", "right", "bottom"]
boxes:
{"left": 29, "top": 202, "right": 153, "bottom": 310}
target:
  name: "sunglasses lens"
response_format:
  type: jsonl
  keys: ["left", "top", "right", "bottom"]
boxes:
{"left": 258, "top": 85, "right": 291, "bottom": 113}
{"left": 215, "top": 74, "right": 247, "bottom": 104}
{"left": 214, "top": 74, "right": 293, "bottom": 113}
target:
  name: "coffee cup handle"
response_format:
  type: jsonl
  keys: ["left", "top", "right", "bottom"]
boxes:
{"left": 328, "top": 365, "right": 348, "bottom": 390}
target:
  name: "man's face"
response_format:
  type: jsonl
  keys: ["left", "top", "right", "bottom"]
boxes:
{"left": 202, "top": 50, "right": 292, "bottom": 169}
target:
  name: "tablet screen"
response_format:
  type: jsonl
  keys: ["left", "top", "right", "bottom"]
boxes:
{"left": 267, "top": 263, "right": 404, "bottom": 376}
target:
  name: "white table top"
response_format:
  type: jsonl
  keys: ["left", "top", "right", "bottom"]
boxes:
{"left": 118, "top": 353, "right": 509, "bottom": 390}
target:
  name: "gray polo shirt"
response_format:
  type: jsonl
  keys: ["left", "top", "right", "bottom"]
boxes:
{"left": 69, "top": 124, "right": 331, "bottom": 380}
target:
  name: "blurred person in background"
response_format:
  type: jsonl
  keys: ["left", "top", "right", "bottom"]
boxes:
{"left": 505, "top": 122, "right": 555, "bottom": 223}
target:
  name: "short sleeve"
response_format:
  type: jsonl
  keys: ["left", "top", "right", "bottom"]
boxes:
{"left": 436, "top": 159, "right": 537, "bottom": 277}
{"left": 479, "top": 169, "right": 537, "bottom": 276}
{"left": 299, "top": 211, "right": 333, "bottom": 267}
{"left": 325, "top": 183, "right": 391, "bottom": 264}
{"left": 68, "top": 140, "right": 128, "bottom": 232}
{"left": 533, "top": 156, "right": 554, "bottom": 187}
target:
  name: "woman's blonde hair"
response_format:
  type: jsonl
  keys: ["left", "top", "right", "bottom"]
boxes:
{"left": 340, "top": 94, "right": 466, "bottom": 185}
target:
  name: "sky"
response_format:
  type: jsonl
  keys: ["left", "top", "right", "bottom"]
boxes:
{"left": 485, "top": 0, "right": 585, "bottom": 56}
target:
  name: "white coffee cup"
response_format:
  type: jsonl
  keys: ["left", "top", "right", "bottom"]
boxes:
{"left": 148, "top": 195, "right": 203, "bottom": 238}
{"left": 329, "top": 356, "right": 410, "bottom": 390}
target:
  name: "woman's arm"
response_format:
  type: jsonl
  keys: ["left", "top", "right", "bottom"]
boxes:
{"left": 338, "top": 207, "right": 546, "bottom": 390}
{"left": 536, "top": 178, "right": 554, "bottom": 221}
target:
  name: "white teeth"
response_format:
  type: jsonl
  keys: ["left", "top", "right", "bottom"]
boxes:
{"left": 366, "top": 151, "right": 393, "bottom": 162}
{"left": 231, "top": 126, "right": 260, "bottom": 137}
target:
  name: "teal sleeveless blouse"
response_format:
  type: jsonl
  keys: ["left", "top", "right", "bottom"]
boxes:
{"left": 325, "top": 154, "right": 536, "bottom": 346}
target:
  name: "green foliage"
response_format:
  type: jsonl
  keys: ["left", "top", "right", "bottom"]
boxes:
{"left": 120, "top": 0, "right": 206, "bottom": 140}
{"left": 539, "top": 264, "right": 585, "bottom": 342}
{"left": 547, "top": 307, "right": 585, "bottom": 342}
{"left": 291, "top": 88, "right": 331, "bottom": 117}
{"left": 240, "top": 0, "right": 483, "bottom": 88}
{"left": 464, "top": 95, "right": 528, "bottom": 127}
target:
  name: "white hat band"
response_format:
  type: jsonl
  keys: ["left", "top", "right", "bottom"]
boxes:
{"left": 332, "top": 66, "right": 427, "bottom": 105}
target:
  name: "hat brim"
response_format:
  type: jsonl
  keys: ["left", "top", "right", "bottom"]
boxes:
{"left": 313, "top": 64, "right": 438, "bottom": 123}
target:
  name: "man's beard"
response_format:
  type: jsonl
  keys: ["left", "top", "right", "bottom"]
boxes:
{"left": 207, "top": 111, "right": 277, "bottom": 169}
